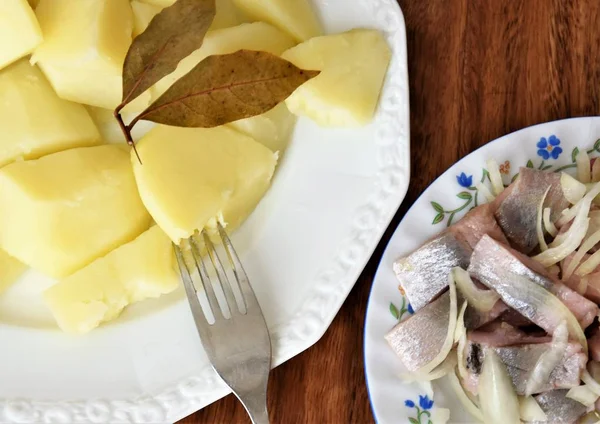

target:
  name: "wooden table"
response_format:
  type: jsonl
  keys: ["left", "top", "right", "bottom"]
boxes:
{"left": 182, "top": 1, "right": 600, "bottom": 422}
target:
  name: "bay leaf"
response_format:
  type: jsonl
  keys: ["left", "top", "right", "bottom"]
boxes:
{"left": 120, "top": 0, "right": 216, "bottom": 108}
{"left": 131, "top": 50, "right": 319, "bottom": 128}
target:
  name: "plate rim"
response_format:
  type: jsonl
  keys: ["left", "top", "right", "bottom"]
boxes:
{"left": 363, "top": 116, "right": 600, "bottom": 423}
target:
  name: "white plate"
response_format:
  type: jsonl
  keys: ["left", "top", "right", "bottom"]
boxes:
{"left": 0, "top": 2, "right": 409, "bottom": 423}
{"left": 364, "top": 117, "right": 600, "bottom": 424}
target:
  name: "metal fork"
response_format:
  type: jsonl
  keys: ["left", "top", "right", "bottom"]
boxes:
{"left": 174, "top": 223, "right": 271, "bottom": 424}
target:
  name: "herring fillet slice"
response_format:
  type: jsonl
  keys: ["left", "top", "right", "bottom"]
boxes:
{"left": 495, "top": 167, "right": 569, "bottom": 254}
{"left": 394, "top": 204, "right": 507, "bottom": 311}
{"left": 468, "top": 235, "right": 588, "bottom": 349}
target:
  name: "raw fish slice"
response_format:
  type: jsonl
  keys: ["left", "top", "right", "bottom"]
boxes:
{"left": 394, "top": 204, "right": 507, "bottom": 311}
{"left": 533, "top": 390, "right": 587, "bottom": 424}
{"left": 469, "top": 235, "right": 598, "bottom": 330}
{"left": 467, "top": 321, "right": 550, "bottom": 347}
{"left": 495, "top": 167, "right": 569, "bottom": 254}
{"left": 385, "top": 292, "right": 450, "bottom": 372}
{"left": 464, "top": 340, "right": 585, "bottom": 395}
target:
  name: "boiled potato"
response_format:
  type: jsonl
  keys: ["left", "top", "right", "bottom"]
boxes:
{"left": 0, "top": 145, "right": 152, "bottom": 278}
{"left": 0, "top": 0, "right": 42, "bottom": 70}
{"left": 133, "top": 125, "right": 276, "bottom": 243}
{"left": 31, "top": 0, "right": 150, "bottom": 112}
{"left": 233, "top": 0, "right": 321, "bottom": 42}
{"left": 0, "top": 251, "right": 27, "bottom": 295}
{"left": 282, "top": 29, "right": 391, "bottom": 127}
{"left": 131, "top": 0, "right": 161, "bottom": 36}
{"left": 137, "top": 0, "right": 241, "bottom": 31}
{"left": 229, "top": 103, "right": 296, "bottom": 153}
{"left": 152, "top": 22, "right": 295, "bottom": 98}
{"left": 45, "top": 226, "right": 178, "bottom": 334}
{"left": 0, "top": 60, "right": 101, "bottom": 167}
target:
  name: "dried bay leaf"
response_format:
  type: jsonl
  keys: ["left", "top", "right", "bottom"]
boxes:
{"left": 120, "top": 0, "right": 216, "bottom": 108}
{"left": 132, "top": 50, "right": 319, "bottom": 128}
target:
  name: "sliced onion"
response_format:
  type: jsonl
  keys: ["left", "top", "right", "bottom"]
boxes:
{"left": 577, "top": 250, "right": 600, "bottom": 276}
{"left": 476, "top": 182, "right": 495, "bottom": 202}
{"left": 555, "top": 181, "right": 600, "bottom": 228}
{"left": 447, "top": 370, "right": 484, "bottom": 422}
{"left": 562, "top": 172, "right": 588, "bottom": 204}
{"left": 543, "top": 208, "right": 558, "bottom": 236}
{"left": 563, "top": 229, "right": 600, "bottom": 279}
{"left": 479, "top": 350, "right": 521, "bottom": 424}
{"left": 593, "top": 158, "right": 600, "bottom": 182}
{"left": 410, "top": 274, "right": 458, "bottom": 376}
{"left": 582, "top": 370, "right": 600, "bottom": 396}
{"left": 519, "top": 396, "right": 547, "bottom": 421}
{"left": 577, "top": 149, "right": 592, "bottom": 183}
{"left": 486, "top": 159, "right": 504, "bottom": 196}
{"left": 430, "top": 408, "right": 450, "bottom": 424}
{"left": 537, "top": 187, "right": 551, "bottom": 251}
{"left": 525, "top": 321, "right": 568, "bottom": 396}
{"left": 454, "top": 299, "right": 468, "bottom": 342}
{"left": 567, "top": 385, "right": 600, "bottom": 407}
{"left": 577, "top": 276, "right": 589, "bottom": 295}
{"left": 453, "top": 268, "right": 499, "bottom": 312}
{"left": 533, "top": 183, "right": 600, "bottom": 267}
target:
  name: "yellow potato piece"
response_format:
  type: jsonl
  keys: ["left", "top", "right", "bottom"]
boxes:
{"left": 0, "top": 251, "right": 27, "bottom": 295}
{"left": 0, "top": 0, "right": 42, "bottom": 70}
{"left": 0, "top": 60, "right": 101, "bottom": 167}
{"left": 133, "top": 125, "right": 277, "bottom": 243}
{"left": 0, "top": 145, "right": 152, "bottom": 278}
{"left": 232, "top": 0, "right": 321, "bottom": 42}
{"left": 45, "top": 226, "right": 178, "bottom": 334}
{"left": 137, "top": 0, "right": 241, "bottom": 31}
{"left": 131, "top": 1, "right": 161, "bottom": 36}
{"left": 31, "top": 0, "right": 149, "bottom": 112}
{"left": 229, "top": 103, "right": 296, "bottom": 153}
{"left": 282, "top": 29, "right": 391, "bottom": 127}
{"left": 152, "top": 21, "right": 295, "bottom": 98}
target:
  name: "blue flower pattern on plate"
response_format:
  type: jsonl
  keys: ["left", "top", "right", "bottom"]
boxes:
{"left": 405, "top": 395, "right": 434, "bottom": 423}
{"left": 537, "top": 135, "right": 563, "bottom": 160}
{"left": 407, "top": 303, "right": 414, "bottom": 314}
{"left": 456, "top": 172, "right": 473, "bottom": 188}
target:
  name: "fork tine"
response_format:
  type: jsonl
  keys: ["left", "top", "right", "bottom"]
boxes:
{"left": 188, "top": 235, "right": 222, "bottom": 320}
{"left": 216, "top": 222, "right": 259, "bottom": 311}
{"left": 202, "top": 230, "right": 240, "bottom": 315}
{"left": 173, "top": 243, "right": 210, "bottom": 336}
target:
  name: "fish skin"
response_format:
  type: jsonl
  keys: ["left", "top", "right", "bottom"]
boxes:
{"left": 532, "top": 389, "right": 587, "bottom": 424}
{"left": 469, "top": 235, "right": 598, "bottom": 331}
{"left": 464, "top": 341, "right": 585, "bottom": 395}
{"left": 394, "top": 204, "right": 507, "bottom": 312}
{"left": 385, "top": 291, "right": 450, "bottom": 372}
{"left": 393, "top": 233, "right": 470, "bottom": 312}
{"left": 495, "top": 167, "right": 569, "bottom": 254}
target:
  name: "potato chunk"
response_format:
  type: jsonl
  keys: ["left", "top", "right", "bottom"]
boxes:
{"left": 0, "top": 60, "right": 100, "bottom": 167}
{"left": 45, "top": 226, "right": 178, "bottom": 334}
{"left": 132, "top": 125, "right": 276, "bottom": 243}
{"left": 0, "top": 0, "right": 42, "bottom": 70}
{"left": 282, "top": 29, "right": 391, "bottom": 127}
{"left": 31, "top": 0, "right": 150, "bottom": 112}
{"left": 232, "top": 0, "right": 321, "bottom": 42}
{"left": 0, "top": 145, "right": 152, "bottom": 277}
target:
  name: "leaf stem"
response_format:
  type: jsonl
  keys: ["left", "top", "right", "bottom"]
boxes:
{"left": 114, "top": 109, "right": 143, "bottom": 165}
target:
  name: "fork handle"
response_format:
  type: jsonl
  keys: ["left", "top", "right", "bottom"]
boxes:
{"left": 235, "top": 389, "right": 269, "bottom": 424}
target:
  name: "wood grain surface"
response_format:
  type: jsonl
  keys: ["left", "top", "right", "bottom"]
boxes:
{"left": 182, "top": 0, "right": 600, "bottom": 422}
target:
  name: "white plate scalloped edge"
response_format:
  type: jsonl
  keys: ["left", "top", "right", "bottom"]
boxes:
{"left": 0, "top": 1, "right": 410, "bottom": 423}
{"left": 364, "top": 117, "right": 600, "bottom": 424}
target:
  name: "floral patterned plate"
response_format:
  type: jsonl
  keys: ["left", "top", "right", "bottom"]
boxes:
{"left": 364, "top": 117, "right": 600, "bottom": 423}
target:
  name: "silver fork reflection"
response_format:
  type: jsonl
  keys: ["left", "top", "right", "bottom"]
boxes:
{"left": 173, "top": 223, "right": 271, "bottom": 424}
